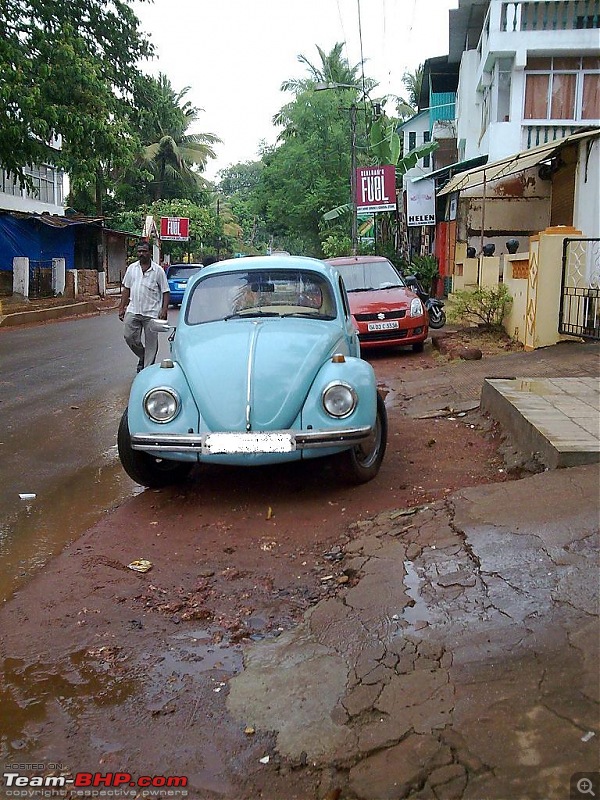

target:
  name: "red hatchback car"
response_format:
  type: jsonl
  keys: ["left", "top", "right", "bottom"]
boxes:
{"left": 326, "top": 256, "right": 428, "bottom": 351}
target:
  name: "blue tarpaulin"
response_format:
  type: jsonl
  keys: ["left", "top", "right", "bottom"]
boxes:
{"left": 0, "top": 215, "right": 79, "bottom": 272}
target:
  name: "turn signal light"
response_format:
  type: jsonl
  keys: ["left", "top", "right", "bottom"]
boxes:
{"left": 332, "top": 353, "right": 346, "bottom": 363}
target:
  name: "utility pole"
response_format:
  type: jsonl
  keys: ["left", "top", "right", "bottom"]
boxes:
{"left": 350, "top": 103, "right": 358, "bottom": 256}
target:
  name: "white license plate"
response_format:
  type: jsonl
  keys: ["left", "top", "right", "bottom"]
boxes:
{"left": 204, "top": 432, "right": 295, "bottom": 454}
{"left": 367, "top": 320, "right": 399, "bottom": 332}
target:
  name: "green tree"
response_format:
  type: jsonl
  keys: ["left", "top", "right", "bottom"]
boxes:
{"left": 402, "top": 65, "right": 424, "bottom": 109}
{"left": 0, "top": 0, "right": 152, "bottom": 192}
{"left": 253, "top": 88, "right": 356, "bottom": 256}
{"left": 108, "top": 199, "right": 220, "bottom": 262}
{"left": 217, "top": 161, "right": 267, "bottom": 251}
{"left": 133, "top": 74, "right": 221, "bottom": 202}
{"left": 280, "top": 42, "right": 363, "bottom": 94}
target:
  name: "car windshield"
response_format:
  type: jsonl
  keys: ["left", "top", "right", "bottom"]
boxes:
{"left": 167, "top": 266, "right": 202, "bottom": 279}
{"left": 339, "top": 260, "right": 406, "bottom": 292}
{"left": 186, "top": 270, "right": 337, "bottom": 324}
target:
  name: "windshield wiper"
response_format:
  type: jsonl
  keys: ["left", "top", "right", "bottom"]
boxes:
{"left": 222, "top": 311, "right": 280, "bottom": 320}
{"left": 280, "top": 311, "right": 320, "bottom": 318}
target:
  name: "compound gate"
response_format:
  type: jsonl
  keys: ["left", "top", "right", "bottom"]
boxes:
{"left": 559, "top": 238, "right": 600, "bottom": 340}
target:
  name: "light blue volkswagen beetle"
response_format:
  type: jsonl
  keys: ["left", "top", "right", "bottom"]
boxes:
{"left": 118, "top": 255, "right": 387, "bottom": 488}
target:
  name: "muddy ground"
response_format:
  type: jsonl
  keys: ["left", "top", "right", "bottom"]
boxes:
{"left": 1, "top": 331, "right": 582, "bottom": 800}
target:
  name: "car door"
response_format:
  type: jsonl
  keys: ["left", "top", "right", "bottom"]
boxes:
{"left": 338, "top": 276, "right": 360, "bottom": 356}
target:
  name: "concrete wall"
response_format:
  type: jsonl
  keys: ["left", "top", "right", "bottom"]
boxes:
{"left": 503, "top": 254, "right": 530, "bottom": 342}
{"left": 523, "top": 226, "right": 583, "bottom": 350}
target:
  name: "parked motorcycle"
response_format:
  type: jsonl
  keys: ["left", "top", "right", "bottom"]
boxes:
{"left": 404, "top": 275, "right": 447, "bottom": 329}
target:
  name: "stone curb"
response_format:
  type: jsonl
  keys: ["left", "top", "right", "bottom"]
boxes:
{"left": 0, "top": 301, "right": 101, "bottom": 327}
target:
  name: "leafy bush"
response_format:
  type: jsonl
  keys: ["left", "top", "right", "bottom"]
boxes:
{"left": 449, "top": 285, "right": 513, "bottom": 330}
{"left": 321, "top": 234, "right": 353, "bottom": 259}
{"left": 410, "top": 254, "right": 439, "bottom": 292}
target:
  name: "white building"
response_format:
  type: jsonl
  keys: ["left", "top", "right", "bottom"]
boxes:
{"left": 0, "top": 136, "right": 65, "bottom": 216}
{"left": 451, "top": 0, "right": 600, "bottom": 162}
{"left": 398, "top": 111, "right": 433, "bottom": 187}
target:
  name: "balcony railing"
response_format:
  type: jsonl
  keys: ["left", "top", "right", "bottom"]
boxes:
{"left": 523, "top": 123, "right": 584, "bottom": 148}
{"left": 501, "top": 1, "right": 599, "bottom": 32}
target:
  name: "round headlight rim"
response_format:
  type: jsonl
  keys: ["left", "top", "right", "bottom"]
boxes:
{"left": 322, "top": 380, "right": 358, "bottom": 419}
{"left": 143, "top": 386, "right": 180, "bottom": 424}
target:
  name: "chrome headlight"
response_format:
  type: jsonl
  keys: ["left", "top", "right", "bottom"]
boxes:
{"left": 322, "top": 382, "right": 357, "bottom": 418}
{"left": 410, "top": 297, "right": 424, "bottom": 317}
{"left": 143, "top": 388, "right": 180, "bottom": 423}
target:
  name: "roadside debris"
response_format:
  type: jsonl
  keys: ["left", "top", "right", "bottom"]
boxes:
{"left": 19, "top": 493, "right": 36, "bottom": 500}
{"left": 127, "top": 559, "right": 153, "bottom": 573}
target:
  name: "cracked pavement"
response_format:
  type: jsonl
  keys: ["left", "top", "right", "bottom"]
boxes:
{"left": 227, "top": 463, "right": 599, "bottom": 799}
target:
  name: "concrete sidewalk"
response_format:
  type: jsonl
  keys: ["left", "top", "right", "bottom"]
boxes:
{"left": 387, "top": 339, "right": 600, "bottom": 471}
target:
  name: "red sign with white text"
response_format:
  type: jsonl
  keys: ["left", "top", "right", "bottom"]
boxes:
{"left": 356, "top": 165, "right": 397, "bottom": 213}
{"left": 160, "top": 216, "right": 190, "bottom": 241}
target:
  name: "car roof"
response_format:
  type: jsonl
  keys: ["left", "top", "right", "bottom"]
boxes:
{"left": 325, "top": 256, "right": 392, "bottom": 266}
{"left": 167, "top": 263, "right": 203, "bottom": 269}
{"left": 198, "top": 255, "right": 341, "bottom": 284}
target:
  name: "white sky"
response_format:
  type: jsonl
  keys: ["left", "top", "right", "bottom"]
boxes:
{"left": 133, "top": 0, "right": 458, "bottom": 181}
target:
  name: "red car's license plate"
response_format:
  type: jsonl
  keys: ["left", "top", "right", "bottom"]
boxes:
{"left": 367, "top": 320, "right": 399, "bottom": 332}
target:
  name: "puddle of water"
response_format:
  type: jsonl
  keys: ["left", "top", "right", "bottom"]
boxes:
{"left": 147, "top": 629, "right": 242, "bottom": 686}
{"left": 0, "top": 458, "right": 139, "bottom": 603}
{"left": 403, "top": 560, "right": 432, "bottom": 627}
{"left": 0, "top": 650, "right": 139, "bottom": 756}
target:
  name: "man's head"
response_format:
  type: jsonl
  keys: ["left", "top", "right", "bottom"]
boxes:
{"left": 137, "top": 241, "right": 151, "bottom": 265}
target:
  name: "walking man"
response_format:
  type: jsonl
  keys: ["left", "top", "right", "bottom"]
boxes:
{"left": 119, "top": 240, "right": 170, "bottom": 372}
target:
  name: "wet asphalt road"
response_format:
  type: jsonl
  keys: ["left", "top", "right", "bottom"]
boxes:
{"left": 0, "top": 310, "right": 173, "bottom": 600}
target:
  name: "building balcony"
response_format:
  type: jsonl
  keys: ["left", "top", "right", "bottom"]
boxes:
{"left": 477, "top": 1, "right": 599, "bottom": 73}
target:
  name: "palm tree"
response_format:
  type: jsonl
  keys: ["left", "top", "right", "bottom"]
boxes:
{"left": 136, "top": 74, "right": 221, "bottom": 200}
{"left": 280, "top": 43, "right": 363, "bottom": 94}
{"left": 394, "top": 65, "right": 424, "bottom": 119}
{"left": 274, "top": 43, "right": 377, "bottom": 139}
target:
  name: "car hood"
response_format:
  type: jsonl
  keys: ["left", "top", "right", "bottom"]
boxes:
{"left": 175, "top": 318, "right": 346, "bottom": 431}
{"left": 347, "top": 287, "right": 415, "bottom": 314}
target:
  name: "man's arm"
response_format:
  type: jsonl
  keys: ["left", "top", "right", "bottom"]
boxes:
{"left": 158, "top": 291, "right": 170, "bottom": 320}
{"left": 118, "top": 287, "right": 131, "bottom": 320}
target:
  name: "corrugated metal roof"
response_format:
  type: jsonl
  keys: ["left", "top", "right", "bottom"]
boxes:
{"left": 0, "top": 209, "right": 137, "bottom": 237}
{"left": 438, "top": 128, "right": 600, "bottom": 196}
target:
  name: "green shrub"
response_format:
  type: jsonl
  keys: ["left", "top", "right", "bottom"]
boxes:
{"left": 449, "top": 284, "right": 513, "bottom": 330}
{"left": 410, "top": 254, "right": 439, "bottom": 293}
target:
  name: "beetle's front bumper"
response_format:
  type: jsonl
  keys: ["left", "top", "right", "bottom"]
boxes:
{"left": 131, "top": 426, "right": 372, "bottom": 454}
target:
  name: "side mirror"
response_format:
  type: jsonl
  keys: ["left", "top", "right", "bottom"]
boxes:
{"left": 149, "top": 319, "right": 171, "bottom": 333}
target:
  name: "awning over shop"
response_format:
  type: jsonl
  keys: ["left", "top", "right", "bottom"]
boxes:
{"left": 411, "top": 155, "right": 488, "bottom": 184}
{"left": 438, "top": 128, "right": 600, "bottom": 196}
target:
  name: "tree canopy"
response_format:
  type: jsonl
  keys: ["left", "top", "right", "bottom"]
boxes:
{"left": 0, "top": 0, "right": 153, "bottom": 184}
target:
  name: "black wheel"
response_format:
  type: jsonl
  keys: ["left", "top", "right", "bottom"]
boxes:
{"left": 117, "top": 409, "right": 193, "bottom": 488}
{"left": 337, "top": 393, "right": 388, "bottom": 484}
{"left": 412, "top": 341, "right": 425, "bottom": 353}
{"left": 428, "top": 307, "right": 446, "bottom": 329}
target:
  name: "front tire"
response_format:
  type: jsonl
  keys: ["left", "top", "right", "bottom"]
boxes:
{"left": 428, "top": 307, "right": 446, "bottom": 329}
{"left": 337, "top": 393, "right": 388, "bottom": 484}
{"left": 118, "top": 409, "right": 193, "bottom": 488}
